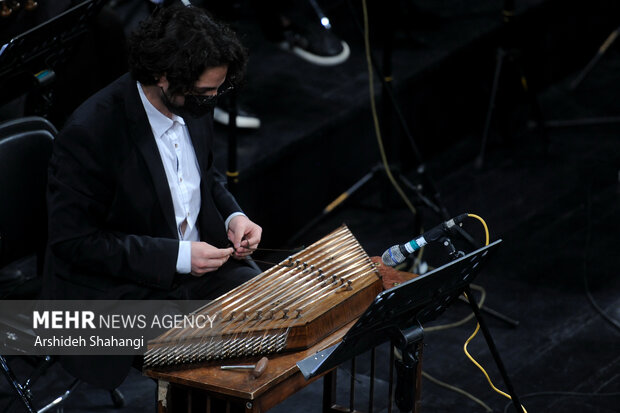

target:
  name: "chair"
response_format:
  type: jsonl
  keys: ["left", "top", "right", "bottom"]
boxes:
{"left": 0, "top": 126, "right": 54, "bottom": 298}
{"left": 0, "top": 116, "right": 57, "bottom": 298}
{"left": 0, "top": 117, "right": 124, "bottom": 412}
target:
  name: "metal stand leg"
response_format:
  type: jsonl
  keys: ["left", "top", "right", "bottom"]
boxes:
{"left": 226, "top": 92, "right": 239, "bottom": 192}
{"left": 476, "top": 48, "right": 506, "bottom": 169}
{"left": 1, "top": 355, "right": 82, "bottom": 413}
{"left": 570, "top": 26, "right": 620, "bottom": 90}
{"left": 476, "top": 47, "right": 548, "bottom": 169}
{"left": 1, "top": 355, "right": 36, "bottom": 413}
{"left": 517, "top": 59, "right": 549, "bottom": 154}
{"left": 38, "top": 378, "right": 80, "bottom": 413}
{"left": 458, "top": 296, "right": 520, "bottom": 327}
{"left": 24, "top": 356, "right": 54, "bottom": 392}
{"left": 542, "top": 26, "right": 620, "bottom": 128}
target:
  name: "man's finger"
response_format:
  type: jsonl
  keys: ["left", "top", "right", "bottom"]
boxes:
{"left": 217, "top": 247, "right": 234, "bottom": 257}
{"left": 199, "top": 255, "right": 229, "bottom": 268}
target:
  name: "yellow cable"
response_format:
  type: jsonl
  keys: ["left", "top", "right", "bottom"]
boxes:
{"left": 467, "top": 213, "right": 489, "bottom": 246}
{"left": 361, "top": 0, "right": 417, "bottom": 217}
{"left": 422, "top": 284, "right": 492, "bottom": 409}
{"left": 463, "top": 319, "right": 528, "bottom": 412}
{"left": 461, "top": 216, "right": 528, "bottom": 410}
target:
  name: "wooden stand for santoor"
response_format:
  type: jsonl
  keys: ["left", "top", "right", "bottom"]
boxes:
{"left": 144, "top": 320, "right": 351, "bottom": 413}
{"left": 144, "top": 259, "right": 422, "bottom": 413}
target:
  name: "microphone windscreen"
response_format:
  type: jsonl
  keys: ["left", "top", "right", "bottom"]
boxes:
{"left": 381, "top": 245, "right": 406, "bottom": 266}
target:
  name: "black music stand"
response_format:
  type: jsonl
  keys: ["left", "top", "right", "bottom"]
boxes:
{"left": 0, "top": 0, "right": 105, "bottom": 113}
{"left": 298, "top": 239, "right": 525, "bottom": 413}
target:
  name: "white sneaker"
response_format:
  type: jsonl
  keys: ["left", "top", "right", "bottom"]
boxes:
{"left": 214, "top": 106, "right": 261, "bottom": 129}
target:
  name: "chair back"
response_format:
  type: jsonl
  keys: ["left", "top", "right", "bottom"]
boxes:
{"left": 0, "top": 116, "right": 58, "bottom": 139}
{"left": 0, "top": 121, "right": 54, "bottom": 269}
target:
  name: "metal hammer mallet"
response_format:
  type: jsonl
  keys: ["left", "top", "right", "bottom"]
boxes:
{"left": 220, "top": 356, "right": 269, "bottom": 378}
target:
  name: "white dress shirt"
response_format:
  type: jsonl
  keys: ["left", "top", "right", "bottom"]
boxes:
{"left": 137, "top": 82, "right": 235, "bottom": 274}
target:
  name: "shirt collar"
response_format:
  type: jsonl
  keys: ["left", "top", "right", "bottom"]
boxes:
{"left": 136, "top": 82, "right": 185, "bottom": 140}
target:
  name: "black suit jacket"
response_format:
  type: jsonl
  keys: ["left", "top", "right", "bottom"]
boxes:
{"left": 43, "top": 73, "right": 243, "bottom": 388}
{"left": 44, "top": 73, "right": 242, "bottom": 299}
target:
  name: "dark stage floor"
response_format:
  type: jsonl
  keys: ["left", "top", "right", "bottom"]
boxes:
{"left": 1, "top": 0, "right": 619, "bottom": 412}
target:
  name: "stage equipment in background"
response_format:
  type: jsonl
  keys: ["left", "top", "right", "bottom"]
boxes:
{"left": 291, "top": 0, "right": 475, "bottom": 254}
{"left": 0, "top": 1, "right": 38, "bottom": 18}
{"left": 299, "top": 239, "right": 525, "bottom": 413}
{"left": 291, "top": 1, "right": 518, "bottom": 334}
{"left": 475, "top": 0, "right": 548, "bottom": 169}
{"left": 0, "top": 0, "right": 106, "bottom": 117}
{"left": 540, "top": 24, "right": 620, "bottom": 128}
{"left": 570, "top": 26, "right": 619, "bottom": 91}
{"left": 226, "top": 90, "right": 240, "bottom": 191}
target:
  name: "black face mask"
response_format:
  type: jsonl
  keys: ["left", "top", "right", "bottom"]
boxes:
{"left": 161, "top": 88, "right": 216, "bottom": 119}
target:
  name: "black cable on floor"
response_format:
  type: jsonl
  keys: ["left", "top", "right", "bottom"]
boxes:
{"left": 503, "top": 391, "right": 620, "bottom": 413}
{"left": 583, "top": 185, "right": 620, "bottom": 332}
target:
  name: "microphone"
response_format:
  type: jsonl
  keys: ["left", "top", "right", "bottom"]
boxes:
{"left": 381, "top": 214, "right": 468, "bottom": 266}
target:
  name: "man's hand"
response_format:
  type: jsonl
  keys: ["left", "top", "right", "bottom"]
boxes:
{"left": 227, "top": 215, "right": 262, "bottom": 259}
{"left": 190, "top": 242, "right": 234, "bottom": 276}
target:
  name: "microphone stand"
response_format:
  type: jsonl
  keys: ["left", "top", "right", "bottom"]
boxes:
{"left": 475, "top": 0, "right": 548, "bottom": 169}
{"left": 225, "top": 91, "right": 240, "bottom": 193}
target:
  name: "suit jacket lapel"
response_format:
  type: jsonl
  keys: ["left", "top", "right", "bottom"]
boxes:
{"left": 124, "top": 77, "right": 177, "bottom": 238}
{"left": 185, "top": 115, "right": 230, "bottom": 247}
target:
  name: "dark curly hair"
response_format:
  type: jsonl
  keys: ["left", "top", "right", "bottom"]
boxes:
{"left": 127, "top": 4, "right": 247, "bottom": 94}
